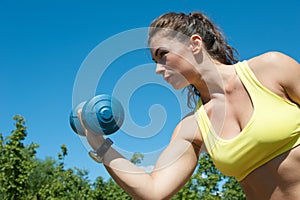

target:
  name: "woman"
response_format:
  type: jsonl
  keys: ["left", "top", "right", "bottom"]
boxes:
{"left": 79, "top": 12, "right": 300, "bottom": 199}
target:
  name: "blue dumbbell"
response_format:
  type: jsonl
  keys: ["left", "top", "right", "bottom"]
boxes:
{"left": 69, "top": 101, "right": 86, "bottom": 136}
{"left": 69, "top": 94, "right": 124, "bottom": 135}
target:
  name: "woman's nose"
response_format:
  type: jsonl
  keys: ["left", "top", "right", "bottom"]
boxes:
{"left": 156, "top": 63, "right": 164, "bottom": 74}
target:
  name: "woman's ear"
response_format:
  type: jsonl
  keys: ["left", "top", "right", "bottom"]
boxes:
{"left": 190, "top": 34, "right": 202, "bottom": 54}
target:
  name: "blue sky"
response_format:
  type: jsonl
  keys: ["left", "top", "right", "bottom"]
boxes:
{"left": 1, "top": 0, "right": 299, "bottom": 181}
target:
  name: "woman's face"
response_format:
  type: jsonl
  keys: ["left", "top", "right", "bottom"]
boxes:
{"left": 149, "top": 34, "right": 198, "bottom": 90}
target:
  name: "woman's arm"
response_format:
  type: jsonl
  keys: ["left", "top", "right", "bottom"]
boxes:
{"left": 80, "top": 111, "right": 202, "bottom": 199}
{"left": 275, "top": 53, "right": 300, "bottom": 105}
{"left": 250, "top": 51, "right": 300, "bottom": 106}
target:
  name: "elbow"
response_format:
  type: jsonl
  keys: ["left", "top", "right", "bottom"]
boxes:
{"left": 126, "top": 183, "right": 174, "bottom": 200}
{"left": 129, "top": 184, "right": 176, "bottom": 200}
{"left": 132, "top": 194, "right": 173, "bottom": 200}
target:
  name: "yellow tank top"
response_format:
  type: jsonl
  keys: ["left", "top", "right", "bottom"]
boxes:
{"left": 195, "top": 61, "right": 300, "bottom": 181}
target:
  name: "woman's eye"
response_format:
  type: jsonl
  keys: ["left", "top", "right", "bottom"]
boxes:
{"left": 159, "top": 51, "right": 168, "bottom": 58}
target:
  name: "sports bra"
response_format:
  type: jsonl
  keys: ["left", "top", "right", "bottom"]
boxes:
{"left": 194, "top": 61, "right": 300, "bottom": 181}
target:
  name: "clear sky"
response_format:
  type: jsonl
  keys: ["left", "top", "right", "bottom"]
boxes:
{"left": 1, "top": 0, "right": 299, "bottom": 181}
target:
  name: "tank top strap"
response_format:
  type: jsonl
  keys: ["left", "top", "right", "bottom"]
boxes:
{"left": 194, "top": 100, "right": 218, "bottom": 154}
{"left": 234, "top": 61, "right": 263, "bottom": 104}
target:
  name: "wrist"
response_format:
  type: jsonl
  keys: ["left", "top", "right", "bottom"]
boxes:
{"left": 89, "top": 138, "right": 113, "bottom": 163}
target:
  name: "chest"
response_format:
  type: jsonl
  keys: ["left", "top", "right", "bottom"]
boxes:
{"left": 204, "top": 73, "right": 292, "bottom": 140}
{"left": 199, "top": 91, "right": 300, "bottom": 180}
{"left": 204, "top": 78, "right": 254, "bottom": 140}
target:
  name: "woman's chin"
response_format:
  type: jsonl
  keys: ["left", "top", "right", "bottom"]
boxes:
{"left": 171, "top": 83, "right": 185, "bottom": 90}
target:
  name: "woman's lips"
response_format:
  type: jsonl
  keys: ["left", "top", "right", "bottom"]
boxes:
{"left": 164, "top": 75, "right": 170, "bottom": 82}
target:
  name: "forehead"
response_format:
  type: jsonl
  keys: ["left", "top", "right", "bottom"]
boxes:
{"left": 149, "top": 34, "right": 189, "bottom": 57}
{"left": 148, "top": 35, "right": 169, "bottom": 57}
{"left": 149, "top": 34, "right": 171, "bottom": 49}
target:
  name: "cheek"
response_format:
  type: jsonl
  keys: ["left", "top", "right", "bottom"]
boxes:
{"left": 167, "top": 55, "right": 186, "bottom": 71}
{"left": 166, "top": 52, "right": 196, "bottom": 81}
{"left": 174, "top": 60, "right": 195, "bottom": 81}
{"left": 170, "top": 70, "right": 190, "bottom": 89}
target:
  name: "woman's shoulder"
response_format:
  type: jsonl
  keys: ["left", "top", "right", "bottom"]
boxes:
{"left": 246, "top": 51, "right": 298, "bottom": 80}
{"left": 246, "top": 51, "right": 299, "bottom": 99}
{"left": 248, "top": 51, "right": 298, "bottom": 70}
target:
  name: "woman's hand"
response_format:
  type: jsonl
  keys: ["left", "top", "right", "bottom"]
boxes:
{"left": 77, "top": 109, "right": 105, "bottom": 150}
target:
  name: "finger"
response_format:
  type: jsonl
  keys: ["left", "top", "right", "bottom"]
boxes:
{"left": 77, "top": 109, "right": 105, "bottom": 149}
{"left": 77, "top": 109, "right": 86, "bottom": 135}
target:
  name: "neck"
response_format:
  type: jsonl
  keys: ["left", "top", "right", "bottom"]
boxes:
{"left": 192, "top": 57, "right": 236, "bottom": 103}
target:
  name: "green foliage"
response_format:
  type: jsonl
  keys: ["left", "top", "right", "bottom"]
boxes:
{"left": 36, "top": 145, "right": 93, "bottom": 200}
{"left": 28, "top": 157, "right": 56, "bottom": 196}
{"left": 130, "top": 152, "right": 144, "bottom": 164}
{"left": 222, "top": 176, "right": 246, "bottom": 200}
{"left": 93, "top": 178, "right": 131, "bottom": 199}
{"left": 0, "top": 115, "right": 39, "bottom": 200}
{"left": 0, "top": 115, "right": 246, "bottom": 199}
{"left": 171, "top": 178, "right": 199, "bottom": 200}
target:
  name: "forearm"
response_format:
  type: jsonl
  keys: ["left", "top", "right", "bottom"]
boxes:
{"left": 100, "top": 139, "right": 199, "bottom": 200}
{"left": 102, "top": 147, "right": 156, "bottom": 199}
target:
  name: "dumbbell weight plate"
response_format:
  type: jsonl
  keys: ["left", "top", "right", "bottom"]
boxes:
{"left": 82, "top": 94, "right": 124, "bottom": 135}
{"left": 69, "top": 101, "right": 86, "bottom": 136}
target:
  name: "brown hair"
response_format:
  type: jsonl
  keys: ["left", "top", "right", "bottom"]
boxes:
{"left": 148, "top": 12, "right": 239, "bottom": 108}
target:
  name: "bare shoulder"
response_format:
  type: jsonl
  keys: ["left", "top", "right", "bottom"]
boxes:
{"left": 248, "top": 51, "right": 300, "bottom": 104}
{"left": 171, "top": 112, "right": 203, "bottom": 148}
{"left": 248, "top": 51, "right": 299, "bottom": 74}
